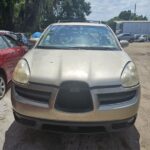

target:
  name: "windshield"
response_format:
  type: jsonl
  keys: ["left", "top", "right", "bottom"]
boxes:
{"left": 37, "top": 25, "right": 120, "bottom": 50}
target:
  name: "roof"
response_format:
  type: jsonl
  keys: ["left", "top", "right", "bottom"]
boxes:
{"left": 0, "top": 30, "right": 17, "bottom": 40}
{"left": 51, "top": 22, "right": 107, "bottom": 27}
{"left": 0, "top": 30, "right": 10, "bottom": 35}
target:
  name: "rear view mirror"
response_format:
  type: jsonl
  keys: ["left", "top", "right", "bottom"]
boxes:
{"left": 120, "top": 40, "right": 129, "bottom": 48}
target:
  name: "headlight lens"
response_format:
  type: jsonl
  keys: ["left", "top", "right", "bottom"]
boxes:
{"left": 121, "top": 62, "right": 139, "bottom": 87}
{"left": 13, "top": 59, "right": 30, "bottom": 84}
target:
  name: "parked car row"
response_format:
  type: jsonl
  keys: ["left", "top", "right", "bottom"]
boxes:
{"left": 0, "top": 31, "right": 28, "bottom": 99}
{"left": 117, "top": 33, "right": 150, "bottom": 43}
{"left": 0, "top": 30, "right": 43, "bottom": 49}
{"left": 117, "top": 33, "right": 134, "bottom": 42}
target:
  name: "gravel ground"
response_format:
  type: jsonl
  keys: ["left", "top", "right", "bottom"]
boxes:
{"left": 0, "top": 43, "right": 150, "bottom": 150}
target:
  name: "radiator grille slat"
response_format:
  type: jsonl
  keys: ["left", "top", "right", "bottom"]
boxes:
{"left": 98, "top": 90, "right": 136, "bottom": 105}
{"left": 15, "top": 86, "right": 51, "bottom": 104}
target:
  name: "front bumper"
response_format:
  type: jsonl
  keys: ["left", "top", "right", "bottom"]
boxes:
{"left": 11, "top": 82, "right": 140, "bottom": 126}
{"left": 14, "top": 111, "right": 137, "bottom": 133}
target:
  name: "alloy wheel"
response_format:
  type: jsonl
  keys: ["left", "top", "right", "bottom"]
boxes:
{"left": 0, "top": 76, "right": 6, "bottom": 99}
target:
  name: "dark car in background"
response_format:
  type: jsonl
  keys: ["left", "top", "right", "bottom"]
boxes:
{"left": 0, "top": 32, "right": 28, "bottom": 99}
{"left": 0, "top": 30, "right": 18, "bottom": 40}
{"left": 15, "top": 33, "right": 29, "bottom": 46}
{"left": 117, "top": 33, "right": 134, "bottom": 42}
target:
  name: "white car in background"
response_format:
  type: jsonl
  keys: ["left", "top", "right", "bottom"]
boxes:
{"left": 137, "top": 34, "right": 148, "bottom": 42}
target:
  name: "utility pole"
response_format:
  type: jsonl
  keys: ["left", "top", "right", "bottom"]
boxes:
{"left": 134, "top": 3, "right": 136, "bottom": 16}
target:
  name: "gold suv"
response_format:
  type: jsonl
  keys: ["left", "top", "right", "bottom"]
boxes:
{"left": 11, "top": 22, "right": 140, "bottom": 133}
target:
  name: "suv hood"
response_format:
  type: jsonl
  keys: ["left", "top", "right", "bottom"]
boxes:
{"left": 25, "top": 49, "right": 131, "bottom": 87}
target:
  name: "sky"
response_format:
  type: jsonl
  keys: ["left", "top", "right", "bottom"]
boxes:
{"left": 86, "top": 0, "right": 150, "bottom": 21}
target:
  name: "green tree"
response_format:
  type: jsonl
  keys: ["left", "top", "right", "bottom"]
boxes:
{"left": 53, "top": 0, "right": 91, "bottom": 20}
{"left": 15, "top": 0, "right": 91, "bottom": 32}
{"left": 118, "top": 10, "right": 132, "bottom": 20}
{"left": 107, "top": 18, "right": 117, "bottom": 32}
{"left": 0, "top": 0, "right": 18, "bottom": 30}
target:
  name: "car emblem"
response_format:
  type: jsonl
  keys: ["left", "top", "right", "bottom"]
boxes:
{"left": 70, "top": 87, "right": 80, "bottom": 93}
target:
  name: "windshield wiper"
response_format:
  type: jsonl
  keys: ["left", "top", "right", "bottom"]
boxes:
{"left": 67, "top": 46, "right": 119, "bottom": 50}
{"left": 36, "top": 45, "right": 83, "bottom": 50}
{"left": 36, "top": 45, "right": 65, "bottom": 49}
{"left": 36, "top": 45, "right": 119, "bottom": 50}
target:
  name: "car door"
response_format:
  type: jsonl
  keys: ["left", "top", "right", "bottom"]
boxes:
{"left": 0, "top": 35, "right": 19, "bottom": 82}
{"left": 3, "top": 35, "right": 26, "bottom": 64}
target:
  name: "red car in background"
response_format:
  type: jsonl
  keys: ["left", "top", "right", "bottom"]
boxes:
{"left": 0, "top": 32, "right": 28, "bottom": 99}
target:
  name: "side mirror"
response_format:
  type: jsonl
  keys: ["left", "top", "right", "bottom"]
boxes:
{"left": 120, "top": 40, "right": 129, "bottom": 48}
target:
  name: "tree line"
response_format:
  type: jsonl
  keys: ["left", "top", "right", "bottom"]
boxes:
{"left": 0, "top": 0, "right": 91, "bottom": 32}
{"left": 0, "top": 1, "right": 148, "bottom": 32}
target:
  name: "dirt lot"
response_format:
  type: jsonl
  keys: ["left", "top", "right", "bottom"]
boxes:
{"left": 0, "top": 43, "right": 150, "bottom": 150}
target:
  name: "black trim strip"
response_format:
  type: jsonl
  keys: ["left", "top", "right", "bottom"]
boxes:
{"left": 29, "top": 81, "right": 121, "bottom": 89}
{"left": 90, "top": 85, "right": 121, "bottom": 90}
{"left": 29, "top": 82, "right": 59, "bottom": 88}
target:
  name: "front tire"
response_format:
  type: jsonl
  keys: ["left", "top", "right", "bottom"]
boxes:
{"left": 0, "top": 75, "right": 6, "bottom": 100}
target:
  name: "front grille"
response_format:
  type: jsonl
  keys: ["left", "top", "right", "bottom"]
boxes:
{"left": 55, "top": 81, "right": 93, "bottom": 113}
{"left": 15, "top": 85, "right": 51, "bottom": 104}
{"left": 98, "top": 90, "right": 136, "bottom": 105}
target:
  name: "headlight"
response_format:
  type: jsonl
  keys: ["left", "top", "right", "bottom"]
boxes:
{"left": 121, "top": 62, "right": 139, "bottom": 87}
{"left": 13, "top": 59, "right": 30, "bottom": 84}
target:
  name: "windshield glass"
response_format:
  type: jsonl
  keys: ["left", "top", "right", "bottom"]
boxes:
{"left": 37, "top": 25, "right": 120, "bottom": 50}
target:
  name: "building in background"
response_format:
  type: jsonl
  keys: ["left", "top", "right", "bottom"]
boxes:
{"left": 115, "top": 21, "right": 150, "bottom": 35}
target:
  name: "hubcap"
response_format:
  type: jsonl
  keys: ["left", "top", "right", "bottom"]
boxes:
{"left": 0, "top": 77, "right": 6, "bottom": 99}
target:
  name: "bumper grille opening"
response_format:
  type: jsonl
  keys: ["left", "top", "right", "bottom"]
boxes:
{"left": 98, "top": 90, "right": 136, "bottom": 105}
{"left": 14, "top": 112, "right": 36, "bottom": 126}
{"left": 55, "top": 81, "right": 93, "bottom": 113}
{"left": 112, "top": 116, "right": 136, "bottom": 129}
{"left": 15, "top": 85, "right": 51, "bottom": 104}
{"left": 42, "top": 124, "right": 106, "bottom": 133}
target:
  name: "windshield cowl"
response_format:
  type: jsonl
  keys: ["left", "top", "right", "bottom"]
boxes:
{"left": 36, "top": 45, "right": 120, "bottom": 51}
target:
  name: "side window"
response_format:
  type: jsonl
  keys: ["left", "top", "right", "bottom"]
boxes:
{"left": 0, "top": 36, "right": 9, "bottom": 50}
{"left": 3, "top": 36, "right": 18, "bottom": 48}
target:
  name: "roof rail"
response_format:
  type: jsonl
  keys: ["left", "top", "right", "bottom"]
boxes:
{"left": 87, "top": 20, "right": 102, "bottom": 24}
{"left": 57, "top": 19, "right": 101, "bottom": 24}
